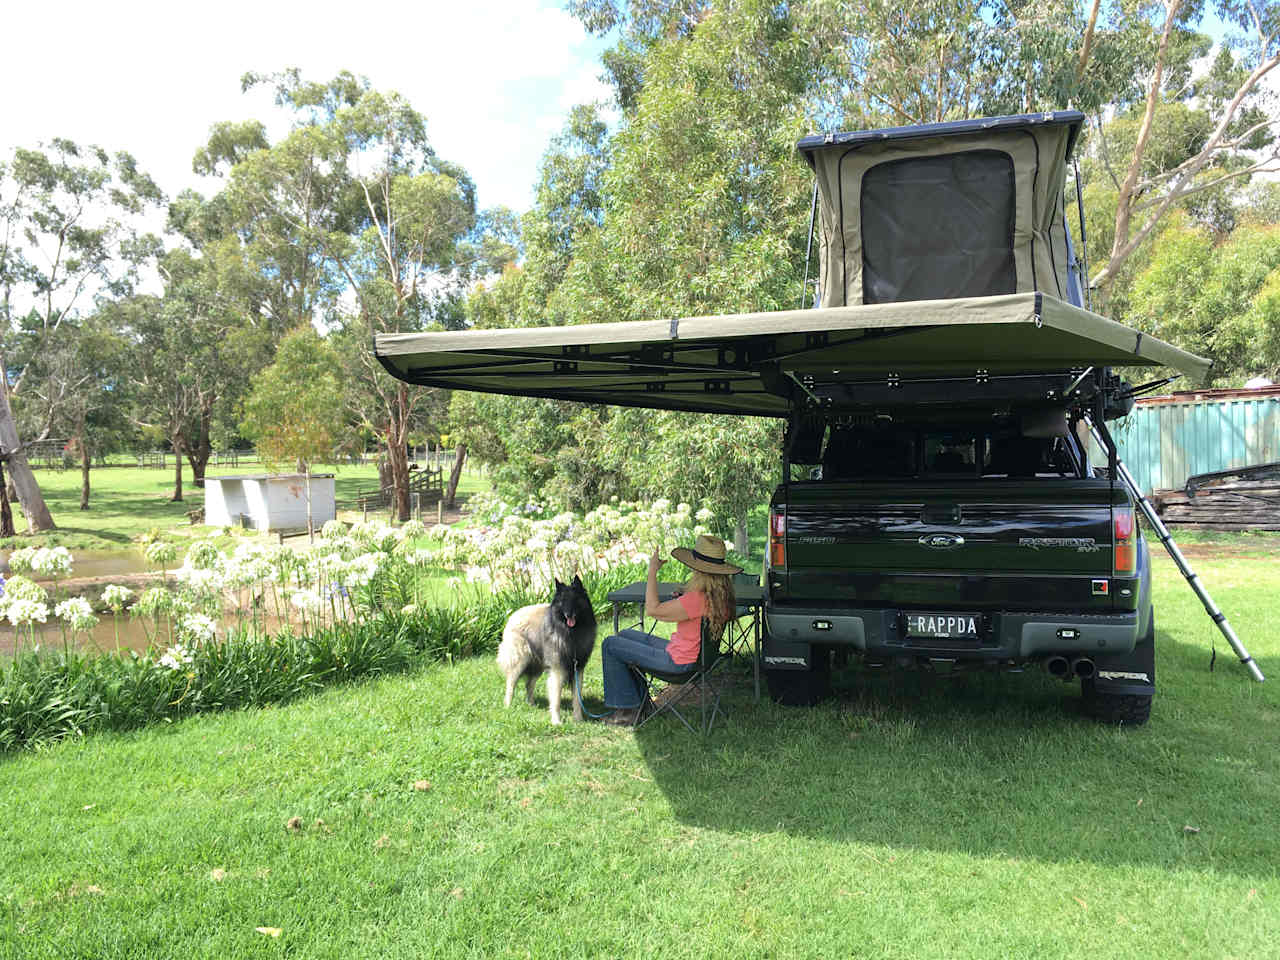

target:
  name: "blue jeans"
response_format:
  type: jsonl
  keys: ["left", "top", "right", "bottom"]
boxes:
{"left": 601, "top": 629, "right": 695, "bottom": 708}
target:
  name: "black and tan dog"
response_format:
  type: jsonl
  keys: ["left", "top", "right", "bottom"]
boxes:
{"left": 497, "top": 576, "right": 597, "bottom": 724}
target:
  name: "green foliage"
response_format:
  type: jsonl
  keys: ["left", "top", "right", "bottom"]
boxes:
{"left": 241, "top": 326, "right": 344, "bottom": 470}
{"left": 1128, "top": 216, "right": 1280, "bottom": 383}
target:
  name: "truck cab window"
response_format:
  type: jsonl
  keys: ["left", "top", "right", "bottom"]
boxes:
{"left": 924, "top": 433, "right": 978, "bottom": 476}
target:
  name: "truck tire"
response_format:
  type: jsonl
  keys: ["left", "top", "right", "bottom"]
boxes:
{"left": 1082, "top": 611, "right": 1155, "bottom": 727}
{"left": 765, "top": 656, "right": 831, "bottom": 707}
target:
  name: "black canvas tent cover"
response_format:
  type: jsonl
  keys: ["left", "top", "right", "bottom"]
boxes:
{"left": 375, "top": 292, "right": 1210, "bottom": 418}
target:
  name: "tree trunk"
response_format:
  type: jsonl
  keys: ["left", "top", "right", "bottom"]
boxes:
{"left": 171, "top": 434, "right": 184, "bottom": 502}
{"left": 445, "top": 443, "right": 466, "bottom": 508}
{"left": 186, "top": 408, "right": 213, "bottom": 488}
{"left": 0, "top": 361, "right": 55, "bottom": 532}
{"left": 734, "top": 516, "right": 749, "bottom": 555}
{"left": 387, "top": 384, "right": 412, "bottom": 522}
{"left": 0, "top": 459, "right": 15, "bottom": 538}
{"left": 79, "top": 436, "right": 91, "bottom": 511}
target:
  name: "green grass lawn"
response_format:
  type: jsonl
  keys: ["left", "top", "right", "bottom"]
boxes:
{"left": 1, "top": 549, "right": 1276, "bottom": 959}
{"left": 2, "top": 463, "right": 490, "bottom": 552}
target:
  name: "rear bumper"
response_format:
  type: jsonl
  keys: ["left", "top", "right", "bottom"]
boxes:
{"left": 763, "top": 604, "right": 1141, "bottom": 665}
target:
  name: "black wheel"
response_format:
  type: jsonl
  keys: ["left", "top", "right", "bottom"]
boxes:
{"left": 1081, "top": 690, "right": 1152, "bottom": 726}
{"left": 1082, "top": 610, "right": 1155, "bottom": 727}
{"left": 765, "top": 651, "right": 831, "bottom": 706}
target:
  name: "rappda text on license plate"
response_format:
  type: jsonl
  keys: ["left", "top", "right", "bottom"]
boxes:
{"left": 908, "top": 614, "right": 979, "bottom": 636}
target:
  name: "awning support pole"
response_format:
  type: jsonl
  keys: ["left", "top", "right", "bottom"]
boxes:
{"left": 798, "top": 181, "right": 818, "bottom": 309}
{"left": 1086, "top": 415, "right": 1264, "bottom": 682}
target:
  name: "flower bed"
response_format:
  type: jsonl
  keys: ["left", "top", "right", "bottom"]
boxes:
{"left": 0, "top": 499, "right": 722, "bottom": 751}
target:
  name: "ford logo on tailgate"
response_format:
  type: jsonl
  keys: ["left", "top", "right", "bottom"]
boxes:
{"left": 919, "top": 533, "right": 965, "bottom": 550}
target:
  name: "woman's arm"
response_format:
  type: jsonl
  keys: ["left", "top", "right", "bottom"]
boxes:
{"left": 644, "top": 546, "right": 687, "bottom": 622}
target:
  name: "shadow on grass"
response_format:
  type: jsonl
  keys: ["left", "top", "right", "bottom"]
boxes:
{"left": 633, "top": 631, "right": 1279, "bottom": 876}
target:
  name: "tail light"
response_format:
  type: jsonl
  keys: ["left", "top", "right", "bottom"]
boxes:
{"left": 1113, "top": 506, "right": 1136, "bottom": 576}
{"left": 768, "top": 507, "right": 786, "bottom": 569}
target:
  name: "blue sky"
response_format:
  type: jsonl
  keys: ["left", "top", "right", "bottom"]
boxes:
{"left": 1, "top": 0, "right": 613, "bottom": 214}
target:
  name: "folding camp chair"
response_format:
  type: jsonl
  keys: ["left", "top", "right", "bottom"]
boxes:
{"left": 722, "top": 572, "right": 760, "bottom": 661}
{"left": 633, "top": 618, "right": 726, "bottom": 735}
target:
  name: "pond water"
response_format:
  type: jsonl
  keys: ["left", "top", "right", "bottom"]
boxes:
{"left": 0, "top": 607, "right": 296, "bottom": 658}
{"left": 1, "top": 549, "right": 154, "bottom": 581}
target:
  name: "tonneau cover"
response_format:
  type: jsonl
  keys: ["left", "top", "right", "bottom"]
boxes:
{"left": 374, "top": 292, "right": 1210, "bottom": 418}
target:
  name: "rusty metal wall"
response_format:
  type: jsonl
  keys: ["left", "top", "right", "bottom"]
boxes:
{"left": 1113, "top": 395, "right": 1280, "bottom": 494}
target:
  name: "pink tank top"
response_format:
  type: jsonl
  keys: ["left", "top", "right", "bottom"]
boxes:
{"left": 666, "top": 590, "right": 707, "bottom": 665}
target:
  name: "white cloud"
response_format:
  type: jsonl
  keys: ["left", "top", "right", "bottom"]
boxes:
{"left": 1, "top": 0, "right": 611, "bottom": 213}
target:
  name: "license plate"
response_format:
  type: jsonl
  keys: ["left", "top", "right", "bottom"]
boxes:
{"left": 903, "top": 611, "right": 981, "bottom": 639}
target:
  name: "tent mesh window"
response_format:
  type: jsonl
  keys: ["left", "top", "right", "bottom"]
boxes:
{"left": 859, "top": 150, "right": 1016, "bottom": 304}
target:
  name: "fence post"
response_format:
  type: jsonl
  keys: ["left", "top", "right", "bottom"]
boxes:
{"left": 413, "top": 492, "right": 420, "bottom": 522}
{"left": 437, "top": 499, "right": 443, "bottom": 525}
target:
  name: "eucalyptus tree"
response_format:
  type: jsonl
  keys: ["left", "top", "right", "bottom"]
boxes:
{"left": 1092, "top": 0, "right": 1280, "bottom": 295}
{"left": 207, "top": 71, "right": 483, "bottom": 520}
{"left": 0, "top": 139, "right": 163, "bottom": 531}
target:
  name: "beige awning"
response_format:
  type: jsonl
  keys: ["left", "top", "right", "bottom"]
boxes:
{"left": 375, "top": 292, "right": 1210, "bottom": 417}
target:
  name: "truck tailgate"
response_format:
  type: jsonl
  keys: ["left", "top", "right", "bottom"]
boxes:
{"left": 777, "top": 480, "right": 1128, "bottom": 612}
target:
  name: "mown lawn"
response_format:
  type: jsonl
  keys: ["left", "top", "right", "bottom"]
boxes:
{"left": 0, "top": 546, "right": 1276, "bottom": 959}
{"left": 1, "top": 463, "right": 488, "bottom": 552}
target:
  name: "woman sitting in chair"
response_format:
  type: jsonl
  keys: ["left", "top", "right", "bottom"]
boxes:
{"left": 600, "top": 534, "right": 739, "bottom": 725}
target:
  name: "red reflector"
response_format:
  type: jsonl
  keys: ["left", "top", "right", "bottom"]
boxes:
{"left": 1114, "top": 543, "right": 1136, "bottom": 576}
{"left": 770, "top": 542, "right": 786, "bottom": 567}
{"left": 771, "top": 512, "right": 786, "bottom": 536}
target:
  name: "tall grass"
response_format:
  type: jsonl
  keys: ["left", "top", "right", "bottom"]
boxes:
{"left": 0, "top": 583, "right": 540, "bottom": 753}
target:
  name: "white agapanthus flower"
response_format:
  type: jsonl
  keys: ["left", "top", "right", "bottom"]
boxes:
{"left": 695, "top": 507, "right": 715, "bottom": 523}
{"left": 158, "top": 643, "right": 194, "bottom": 670}
{"left": 344, "top": 553, "right": 382, "bottom": 586}
{"left": 144, "top": 540, "right": 178, "bottom": 567}
{"left": 290, "top": 589, "right": 323, "bottom": 614}
{"left": 320, "top": 519, "right": 347, "bottom": 538}
{"left": 54, "top": 597, "right": 98, "bottom": 632}
{"left": 2, "top": 575, "right": 46, "bottom": 605}
{"left": 101, "top": 584, "right": 133, "bottom": 610}
{"left": 7, "top": 598, "right": 49, "bottom": 626}
{"left": 134, "top": 587, "right": 169, "bottom": 617}
{"left": 398, "top": 519, "right": 425, "bottom": 540}
{"left": 404, "top": 549, "right": 433, "bottom": 567}
{"left": 31, "top": 546, "right": 73, "bottom": 577}
{"left": 464, "top": 566, "right": 492, "bottom": 584}
{"left": 179, "top": 613, "right": 217, "bottom": 643}
{"left": 177, "top": 565, "right": 224, "bottom": 595}
{"left": 184, "top": 540, "right": 222, "bottom": 570}
{"left": 7, "top": 546, "right": 36, "bottom": 573}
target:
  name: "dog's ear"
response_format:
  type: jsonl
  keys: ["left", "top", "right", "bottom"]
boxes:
{"left": 572, "top": 574, "right": 582, "bottom": 587}
{"left": 554, "top": 578, "right": 564, "bottom": 589}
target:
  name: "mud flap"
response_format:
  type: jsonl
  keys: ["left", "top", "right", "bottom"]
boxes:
{"left": 1090, "top": 634, "right": 1156, "bottom": 697}
{"left": 762, "top": 635, "right": 812, "bottom": 671}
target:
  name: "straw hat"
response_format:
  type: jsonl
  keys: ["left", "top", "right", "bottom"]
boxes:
{"left": 671, "top": 534, "right": 742, "bottom": 575}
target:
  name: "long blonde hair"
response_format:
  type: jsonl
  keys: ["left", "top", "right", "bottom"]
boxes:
{"left": 687, "top": 570, "right": 736, "bottom": 642}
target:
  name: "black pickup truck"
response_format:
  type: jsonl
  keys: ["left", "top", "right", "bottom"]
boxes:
{"left": 761, "top": 396, "right": 1156, "bottom": 723}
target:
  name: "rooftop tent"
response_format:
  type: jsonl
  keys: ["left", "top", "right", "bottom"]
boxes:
{"left": 796, "top": 112, "right": 1085, "bottom": 307}
{"left": 374, "top": 292, "right": 1210, "bottom": 418}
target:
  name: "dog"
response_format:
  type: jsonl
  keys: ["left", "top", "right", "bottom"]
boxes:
{"left": 497, "top": 576, "right": 597, "bottom": 724}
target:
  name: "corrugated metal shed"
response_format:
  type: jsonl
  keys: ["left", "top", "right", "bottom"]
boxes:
{"left": 1114, "top": 387, "right": 1280, "bottom": 493}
